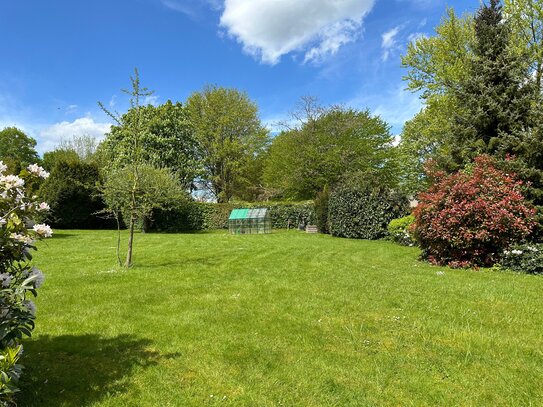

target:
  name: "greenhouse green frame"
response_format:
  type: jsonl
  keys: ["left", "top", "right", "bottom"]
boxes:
{"left": 228, "top": 208, "right": 272, "bottom": 235}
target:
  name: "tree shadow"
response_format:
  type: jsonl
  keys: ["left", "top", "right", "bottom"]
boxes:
{"left": 18, "top": 334, "right": 180, "bottom": 406}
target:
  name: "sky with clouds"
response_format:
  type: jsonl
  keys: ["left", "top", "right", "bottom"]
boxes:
{"left": 0, "top": 0, "right": 476, "bottom": 154}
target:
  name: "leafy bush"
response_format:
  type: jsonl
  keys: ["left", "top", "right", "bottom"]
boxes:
{"left": 414, "top": 156, "right": 537, "bottom": 267}
{"left": 388, "top": 215, "right": 416, "bottom": 246}
{"left": 500, "top": 244, "right": 543, "bottom": 274}
{"left": 314, "top": 186, "right": 330, "bottom": 234}
{"left": 39, "top": 160, "right": 114, "bottom": 229}
{"left": 328, "top": 186, "right": 409, "bottom": 240}
{"left": 0, "top": 161, "right": 51, "bottom": 405}
{"left": 150, "top": 201, "right": 315, "bottom": 232}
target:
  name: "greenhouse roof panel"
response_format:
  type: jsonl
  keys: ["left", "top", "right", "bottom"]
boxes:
{"left": 228, "top": 208, "right": 268, "bottom": 220}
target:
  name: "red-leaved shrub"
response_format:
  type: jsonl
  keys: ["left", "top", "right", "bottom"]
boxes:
{"left": 413, "top": 155, "right": 537, "bottom": 267}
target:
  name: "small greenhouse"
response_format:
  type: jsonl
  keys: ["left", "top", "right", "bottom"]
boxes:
{"left": 228, "top": 208, "right": 271, "bottom": 235}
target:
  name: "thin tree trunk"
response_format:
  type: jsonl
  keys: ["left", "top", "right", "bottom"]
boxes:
{"left": 115, "top": 211, "right": 122, "bottom": 266}
{"left": 125, "top": 213, "right": 135, "bottom": 267}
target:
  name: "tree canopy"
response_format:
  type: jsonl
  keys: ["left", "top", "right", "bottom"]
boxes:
{"left": 99, "top": 100, "right": 199, "bottom": 190}
{"left": 186, "top": 86, "right": 269, "bottom": 203}
{"left": 264, "top": 100, "right": 397, "bottom": 200}
{"left": 0, "top": 127, "right": 40, "bottom": 173}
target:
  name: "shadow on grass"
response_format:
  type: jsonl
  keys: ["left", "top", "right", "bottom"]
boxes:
{"left": 18, "top": 334, "right": 180, "bottom": 406}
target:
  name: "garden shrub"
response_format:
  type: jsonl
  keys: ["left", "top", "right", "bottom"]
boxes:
{"left": 150, "top": 201, "right": 315, "bottom": 232}
{"left": 0, "top": 161, "right": 51, "bottom": 405}
{"left": 328, "top": 185, "right": 409, "bottom": 240}
{"left": 388, "top": 215, "right": 416, "bottom": 246}
{"left": 500, "top": 243, "right": 543, "bottom": 274}
{"left": 314, "top": 186, "right": 330, "bottom": 234}
{"left": 414, "top": 156, "right": 537, "bottom": 268}
{"left": 39, "top": 160, "right": 115, "bottom": 229}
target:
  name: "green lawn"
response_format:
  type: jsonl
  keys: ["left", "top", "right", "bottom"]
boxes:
{"left": 19, "top": 229, "right": 543, "bottom": 406}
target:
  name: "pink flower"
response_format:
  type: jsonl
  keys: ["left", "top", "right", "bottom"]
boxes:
{"left": 38, "top": 202, "right": 50, "bottom": 211}
{"left": 32, "top": 223, "right": 53, "bottom": 238}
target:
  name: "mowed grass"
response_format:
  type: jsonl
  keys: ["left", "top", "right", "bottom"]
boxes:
{"left": 19, "top": 229, "right": 543, "bottom": 406}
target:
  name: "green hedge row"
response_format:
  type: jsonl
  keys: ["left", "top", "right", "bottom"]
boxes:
{"left": 150, "top": 201, "right": 315, "bottom": 232}
{"left": 328, "top": 186, "right": 409, "bottom": 240}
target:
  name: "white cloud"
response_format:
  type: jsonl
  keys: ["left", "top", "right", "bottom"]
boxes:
{"left": 144, "top": 95, "right": 159, "bottom": 106}
{"left": 109, "top": 95, "right": 117, "bottom": 108}
{"left": 407, "top": 32, "right": 427, "bottom": 43}
{"left": 381, "top": 26, "right": 401, "bottom": 61}
{"left": 38, "top": 117, "right": 111, "bottom": 154}
{"left": 219, "top": 0, "right": 375, "bottom": 65}
{"left": 161, "top": 0, "right": 221, "bottom": 18}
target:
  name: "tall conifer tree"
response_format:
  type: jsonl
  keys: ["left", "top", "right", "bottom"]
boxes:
{"left": 450, "top": 0, "right": 543, "bottom": 205}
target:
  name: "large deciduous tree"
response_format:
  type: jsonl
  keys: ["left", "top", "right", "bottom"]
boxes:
{"left": 186, "top": 86, "right": 269, "bottom": 203}
{"left": 399, "top": 9, "right": 474, "bottom": 194}
{"left": 99, "top": 100, "right": 199, "bottom": 190}
{"left": 504, "top": 0, "right": 543, "bottom": 91}
{"left": 402, "top": 8, "right": 475, "bottom": 99}
{"left": 264, "top": 98, "right": 397, "bottom": 200}
{"left": 0, "top": 127, "right": 40, "bottom": 174}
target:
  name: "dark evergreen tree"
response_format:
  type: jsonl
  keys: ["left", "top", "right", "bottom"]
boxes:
{"left": 449, "top": 0, "right": 543, "bottom": 206}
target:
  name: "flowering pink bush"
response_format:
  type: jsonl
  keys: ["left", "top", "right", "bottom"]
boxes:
{"left": 413, "top": 156, "right": 537, "bottom": 267}
{"left": 0, "top": 160, "right": 51, "bottom": 403}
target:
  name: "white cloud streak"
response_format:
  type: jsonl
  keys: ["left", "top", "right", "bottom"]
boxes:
{"left": 381, "top": 26, "right": 401, "bottom": 61}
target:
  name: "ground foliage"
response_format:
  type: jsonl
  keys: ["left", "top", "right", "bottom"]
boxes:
{"left": 500, "top": 243, "right": 543, "bottom": 274}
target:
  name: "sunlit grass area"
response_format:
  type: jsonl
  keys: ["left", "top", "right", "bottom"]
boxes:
{"left": 20, "top": 229, "right": 543, "bottom": 406}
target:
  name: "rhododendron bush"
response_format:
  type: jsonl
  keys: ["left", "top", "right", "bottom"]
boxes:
{"left": 0, "top": 161, "right": 51, "bottom": 405}
{"left": 413, "top": 156, "right": 537, "bottom": 268}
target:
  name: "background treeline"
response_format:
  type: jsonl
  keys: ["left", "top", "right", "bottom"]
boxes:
{"left": 0, "top": 85, "right": 403, "bottom": 232}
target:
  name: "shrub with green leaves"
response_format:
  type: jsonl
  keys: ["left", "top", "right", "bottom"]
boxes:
{"left": 39, "top": 159, "right": 114, "bottom": 229}
{"left": 388, "top": 215, "right": 416, "bottom": 246}
{"left": 500, "top": 244, "right": 543, "bottom": 274}
{"left": 328, "top": 186, "right": 409, "bottom": 240}
{"left": 0, "top": 161, "right": 51, "bottom": 405}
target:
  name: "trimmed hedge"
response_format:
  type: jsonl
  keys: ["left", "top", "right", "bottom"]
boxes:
{"left": 150, "top": 201, "right": 315, "bottom": 232}
{"left": 328, "top": 186, "right": 409, "bottom": 240}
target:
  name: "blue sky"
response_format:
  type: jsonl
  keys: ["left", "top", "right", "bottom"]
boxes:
{"left": 0, "top": 0, "right": 476, "bottom": 154}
